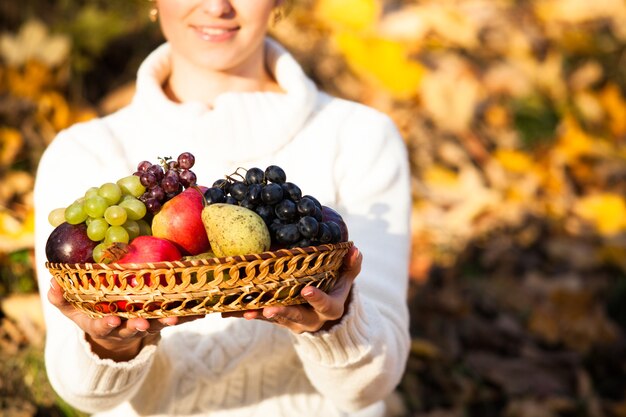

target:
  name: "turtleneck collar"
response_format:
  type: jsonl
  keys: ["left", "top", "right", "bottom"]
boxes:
{"left": 131, "top": 38, "right": 319, "bottom": 162}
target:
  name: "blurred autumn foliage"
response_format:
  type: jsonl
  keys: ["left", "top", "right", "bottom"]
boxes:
{"left": 2, "top": 0, "right": 626, "bottom": 416}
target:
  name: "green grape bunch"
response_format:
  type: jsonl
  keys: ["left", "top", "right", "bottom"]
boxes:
{"left": 48, "top": 174, "right": 151, "bottom": 262}
{"left": 47, "top": 152, "right": 198, "bottom": 262}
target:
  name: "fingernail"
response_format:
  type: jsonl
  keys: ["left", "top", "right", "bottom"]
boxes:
{"left": 160, "top": 317, "right": 175, "bottom": 326}
{"left": 107, "top": 316, "right": 121, "bottom": 327}
{"left": 302, "top": 288, "right": 315, "bottom": 298}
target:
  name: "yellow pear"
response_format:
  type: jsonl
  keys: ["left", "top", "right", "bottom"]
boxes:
{"left": 201, "top": 203, "right": 271, "bottom": 257}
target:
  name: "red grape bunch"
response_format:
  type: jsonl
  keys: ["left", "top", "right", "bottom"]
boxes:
{"left": 203, "top": 165, "right": 346, "bottom": 248}
{"left": 135, "top": 152, "right": 197, "bottom": 215}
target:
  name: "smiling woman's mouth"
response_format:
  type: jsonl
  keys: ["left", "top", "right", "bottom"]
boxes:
{"left": 193, "top": 25, "right": 239, "bottom": 42}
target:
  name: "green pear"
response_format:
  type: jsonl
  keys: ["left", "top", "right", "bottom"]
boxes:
{"left": 201, "top": 203, "right": 271, "bottom": 257}
{"left": 182, "top": 250, "right": 216, "bottom": 261}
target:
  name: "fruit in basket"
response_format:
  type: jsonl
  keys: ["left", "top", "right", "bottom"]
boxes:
{"left": 204, "top": 166, "right": 348, "bottom": 249}
{"left": 116, "top": 236, "right": 183, "bottom": 264}
{"left": 183, "top": 250, "right": 217, "bottom": 260}
{"left": 102, "top": 236, "right": 183, "bottom": 288}
{"left": 151, "top": 187, "right": 210, "bottom": 255}
{"left": 201, "top": 203, "right": 271, "bottom": 257}
{"left": 48, "top": 208, "right": 66, "bottom": 227}
{"left": 47, "top": 152, "right": 202, "bottom": 264}
{"left": 321, "top": 205, "right": 349, "bottom": 242}
{"left": 136, "top": 153, "right": 198, "bottom": 215}
{"left": 46, "top": 222, "right": 98, "bottom": 263}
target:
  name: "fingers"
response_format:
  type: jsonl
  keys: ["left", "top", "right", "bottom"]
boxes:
{"left": 261, "top": 302, "right": 338, "bottom": 334}
{"left": 263, "top": 305, "right": 304, "bottom": 323}
{"left": 224, "top": 247, "right": 363, "bottom": 333}
{"left": 341, "top": 246, "right": 363, "bottom": 281}
{"left": 49, "top": 279, "right": 117, "bottom": 334}
{"left": 302, "top": 286, "right": 341, "bottom": 317}
{"left": 298, "top": 245, "right": 362, "bottom": 319}
{"left": 47, "top": 278, "right": 71, "bottom": 312}
{"left": 48, "top": 279, "right": 203, "bottom": 340}
{"left": 48, "top": 278, "right": 209, "bottom": 360}
{"left": 260, "top": 289, "right": 342, "bottom": 333}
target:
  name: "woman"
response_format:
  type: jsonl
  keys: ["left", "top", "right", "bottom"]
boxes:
{"left": 34, "top": 1, "right": 412, "bottom": 416}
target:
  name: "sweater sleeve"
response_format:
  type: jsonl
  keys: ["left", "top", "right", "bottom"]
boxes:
{"left": 291, "top": 109, "right": 412, "bottom": 412}
{"left": 34, "top": 126, "right": 159, "bottom": 413}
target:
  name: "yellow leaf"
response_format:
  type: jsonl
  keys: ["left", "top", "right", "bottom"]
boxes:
{"left": 423, "top": 165, "right": 459, "bottom": 187}
{"left": 483, "top": 104, "right": 509, "bottom": 129}
{"left": 540, "top": 167, "right": 568, "bottom": 218}
{"left": 599, "top": 83, "right": 626, "bottom": 137}
{"left": 420, "top": 55, "right": 481, "bottom": 133}
{"left": 70, "top": 107, "right": 98, "bottom": 126}
{"left": 573, "top": 193, "right": 626, "bottom": 236}
{"left": 315, "top": 0, "right": 380, "bottom": 32}
{"left": 378, "top": 4, "right": 480, "bottom": 47}
{"left": 0, "top": 128, "right": 23, "bottom": 166}
{"left": 420, "top": 4, "right": 478, "bottom": 49}
{"left": 36, "top": 32, "right": 71, "bottom": 68}
{"left": 494, "top": 149, "right": 535, "bottom": 173}
{"left": 410, "top": 338, "right": 440, "bottom": 359}
{"left": 0, "top": 211, "right": 22, "bottom": 236}
{"left": 6, "top": 60, "right": 52, "bottom": 98}
{"left": 528, "top": 287, "right": 618, "bottom": 352}
{"left": 21, "top": 207, "right": 35, "bottom": 236}
{"left": 334, "top": 31, "right": 423, "bottom": 99}
{"left": 37, "top": 91, "right": 70, "bottom": 131}
{"left": 598, "top": 243, "right": 626, "bottom": 271}
{"left": 522, "top": 51, "right": 567, "bottom": 101}
{"left": 483, "top": 63, "right": 533, "bottom": 98}
{"left": 0, "top": 65, "right": 4, "bottom": 92}
{"left": 0, "top": 171, "right": 34, "bottom": 204}
{"left": 0, "top": 209, "right": 35, "bottom": 253}
{"left": 553, "top": 117, "right": 597, "bottom": 161}
{"left": 574, "top": 91, "right": 604, "bottom": 124}
{"left": 377, "top": 5, "right": 426, "bottom": 42}
{"left": 569, "top": 61, "right": 603, "bottom": 91}
{"left": 535, "top": 0, "right": 626, "bottom": 24}
{"left": 0, "top": 19, "right": 70, "bottom": 67}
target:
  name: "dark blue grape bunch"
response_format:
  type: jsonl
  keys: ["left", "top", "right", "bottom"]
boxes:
{"left": 204, "top": 165, "right": 342, "bottom": 248}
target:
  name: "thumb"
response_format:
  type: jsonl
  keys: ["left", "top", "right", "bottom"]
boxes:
{"left": 48, "top": 278, "right": 67, "bottom": 307}
{"left": 341, "top": 246, "right": 362, "bottom": 281}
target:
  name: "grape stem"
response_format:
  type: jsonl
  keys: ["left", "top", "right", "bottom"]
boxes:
{"left": 225, "top": 167, "right": 248, "bottom": 183}
{"left": 190, "top": 185, "right": 208, "bottom": 207}
{"left": 157, "top": 156, "right": 173, "bottom": 170}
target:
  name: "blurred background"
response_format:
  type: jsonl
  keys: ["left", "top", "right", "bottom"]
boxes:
{"left": 1, "top": 0, "right": 626, "bottom": 416}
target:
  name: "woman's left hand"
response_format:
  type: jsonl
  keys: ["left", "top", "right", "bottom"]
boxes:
{"left": 222, "top": 246, "right": 362, "bottom": 334}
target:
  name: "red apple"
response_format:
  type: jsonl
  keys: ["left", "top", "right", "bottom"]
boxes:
{"left": 321, "top": 206, "right": 349, "bottom": 242}
{"left": 117, "top": 236, "right": 182, "bottom": 264}
{"left": 89, "top": 237, "right": 181, "bottom": 314}
{"left": 151, "top": 187, "right": 210, "bottom": 255}
{"left": 116, "top": 236, "right": 182, "bottom": 287}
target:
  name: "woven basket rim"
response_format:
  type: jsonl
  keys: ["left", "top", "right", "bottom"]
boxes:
{"left": 45, "top": 241, "right": 353, "bottom": 271}
{"left": 45, "top": 241, "right": 353, "bottom": 318}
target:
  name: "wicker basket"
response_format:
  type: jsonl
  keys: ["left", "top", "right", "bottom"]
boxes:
{"left": 46, "top": 241, "right": 353, "bottom": 319}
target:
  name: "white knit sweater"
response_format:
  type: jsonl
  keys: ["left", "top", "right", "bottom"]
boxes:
{"left": 34, "top": 39, "right": 412, "bottom": 417}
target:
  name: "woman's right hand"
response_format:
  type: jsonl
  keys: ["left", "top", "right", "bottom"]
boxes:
{"left": 48, "top": 278, "right": 203, "bottom": 361}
